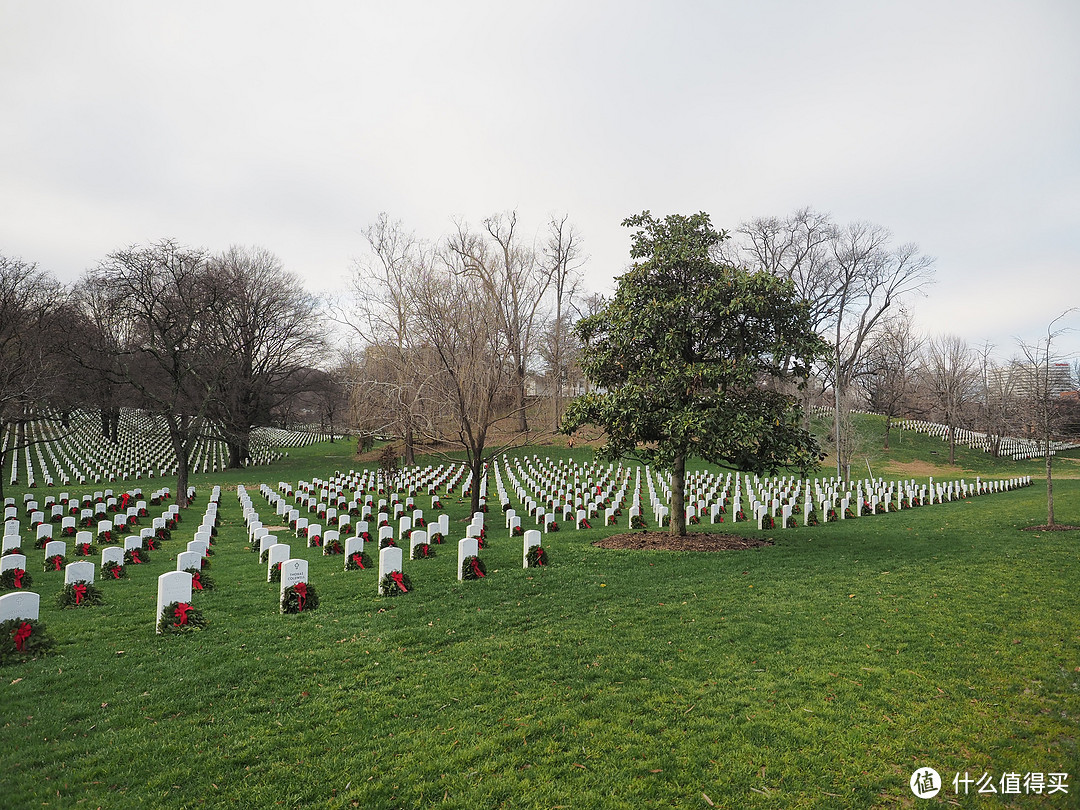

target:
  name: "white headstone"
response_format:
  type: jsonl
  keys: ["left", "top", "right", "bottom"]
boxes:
{"left": 344, "top": 536, "right": 363, "bottom": 557}
{"left": 1, "top": 553, "right": 27, "bottom": 575}
{"left": 101, "top": 547, "right": 123, "bottom": 568}
{"left": 279, "top": 559, "right": 309, "bottom": 596}
{"left": 176, "top": 551, "right": 202, "bottom": 572}
{"left": 44, "top": 540, "right": 66, "bottom": 559}
{"left": 523, "top": 529, "right": 542, "bottom": 568}
{"left": 267, "top": 544, "right": 291, "bottom": 581}
{"left": 377, "top": 546, "right": 403, "bottom": 595}
{"left": 64, "top": 560, "right": 95, "bottom": 585}
{"left": 155, "top": 571, "right": 193, "bottom": 634}
{"left": 457, "top": 537, "right": 479, "bottom": 581}
{"left": 0, "top": 590, "right": 40, "bottom": 622}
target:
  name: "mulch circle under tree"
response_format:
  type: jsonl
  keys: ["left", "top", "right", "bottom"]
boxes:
{"left": 593, "top": 532, "right": 774, "bottom": 551}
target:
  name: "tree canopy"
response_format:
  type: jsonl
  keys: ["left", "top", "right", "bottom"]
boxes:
{"left": 561, "top": 211, "right": 829, "bottom": 535}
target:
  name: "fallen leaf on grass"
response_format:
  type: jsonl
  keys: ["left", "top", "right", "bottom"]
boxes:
{"left": 10, "top": 678, "right": 22, "bottom": 685}
{"left": 702, "top": 792, "right": 715, "bottom": 806}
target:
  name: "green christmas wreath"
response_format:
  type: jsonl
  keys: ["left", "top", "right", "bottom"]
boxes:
{"left": 344, "top": 550, "right": 372, "bottom": 571}
{"left": 0, "top": 567, "right": 32, "bottom": 590}
{"left": 0, "top": 618, "right": 54, "bottom": 664}
{"left": 158, "top": 601, "right": 208, "bottom": 634}
{"left": 461, "top": 555, "right": 486, "bottom": 580}
{"left": 57, "top": 581, "right": 104, "bottom": 608}
{"left": 379, "top": 570, "right": 412, "bottom": 595}
{"left": 184, "top": 568, "right": 215, "bottom": 591}
{"left": 281, "top": 582, "right": 319, "bottom": 613}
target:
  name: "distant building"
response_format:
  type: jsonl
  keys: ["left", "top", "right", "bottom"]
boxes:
{"left": 987, "top": 360, "right": 1075, "bottom": 401}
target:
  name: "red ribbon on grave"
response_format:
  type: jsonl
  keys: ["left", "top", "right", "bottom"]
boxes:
{"left": 13, "top": 622, "right": 32, "bottom": 651}
{"left": 294, "top": 581, "right": 308, "bottom": 611}
{"left": 533, "top": 547, "right": 546, "bottom": 566}
{"left": 173, "top": 603, "right": 192, "bottom": 626}
{"left": 12, "top": 568, "right": 24, "bottom": 587}
{"left": 130, "top": 550, "right": 141, "bottom": 563}
{"left": 350, "top": 553, "right": 365, "bottom": 569}
{"left": 389, "top": 570, "right": 408, "bottom": 592}
{"left": 79, "top": 544, "right": 91, "bottom": 556}
{"left": 109, "top": 564, "right": 121, "bottom": 579}
{"left": 191, "top": 572, "right": 203, "bottom": 590}
{"left": 52, "top": 555, "right": 63, "bottom": 570}
{"left": 470, "top": 558, "right": 485, "bottom": 578}
{"left": 73, "top": 583, "right": 87, "bottom": 605}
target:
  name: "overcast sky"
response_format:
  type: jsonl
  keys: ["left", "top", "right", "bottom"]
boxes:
{"left": 2, "top": 1, "right": 1078, "bottom": 363}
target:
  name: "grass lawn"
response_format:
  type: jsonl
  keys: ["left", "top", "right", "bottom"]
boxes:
{"left": 1, "top": 434, "right": 1078, "bottom": 809}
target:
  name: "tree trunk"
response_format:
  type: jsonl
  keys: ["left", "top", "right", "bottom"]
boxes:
{"left": 670, "top": 452, "right": 686, "bottom": 537}
{"left": 948, "top": 424, "right": 956, "bottom": 465}
{"left": 14, "top": 418, "right": 26, "bottom": 484}
{"left": 469, "top": 454, "right": 484, "bottom": 517}
{"left": 1046, "top": 444, "right": 1055, "bottom": 527}
{"left": 404, "top": 422, "right": 415, "bottom": 466}
{"left": 516, "top": 366, "right": 529, "bottom": 433}
{"left": 883, "top": 414, "right": 892, "bottom": 450}
{"left": 226, "top": 426, "right": 250, "bottom": 469}
{"left": 167, "top": 415, "right": 192, "bottom": 509}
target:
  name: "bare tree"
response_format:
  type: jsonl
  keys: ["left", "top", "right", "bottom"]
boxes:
{"left": 347, "top": 214, "right": 432, "bottom": 464}
{"left": 542, "top": 213, "right": 584, "bottom": 429}
{"left": 0, "top": 255, "right": 66, "bottom": 498}
{"left": 828, "top": 223, "right": 935, "bottom": 477}
{"left": 79, "top": 240, "right": 223, "bottom": 508}
{"left": 859, "top": 308, "right": 923, "bottom": 449}
{"left": 726, "top": 209, "right": 935, "bottom": 476}
{"left": 921, "top": 334, "right": 980, "bottom": 465}
{"left": 1016, "top": 310, "right": 1076, "bottom": 528}
{"left": 205, "top": 245, "right": 325, "bottom": 467}
{"left": 447, "top": 211, "right": 556, "bottom": 435}
{"left": 411, "top": 251, "right": 522, "bottom": 515}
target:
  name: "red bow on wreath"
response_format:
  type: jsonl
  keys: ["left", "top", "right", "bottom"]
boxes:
{"left": 109, "top": 565, "right": 121, "bottom": 579}
{"left": 350, "top": 553, "right": 365, "bottom": 569}
{"left": 470, "top": 558, "right": 485, "bottom": 578}
{"left": 389, "top": 570, "right": 409, "bottom": 593}
{"left": 12, "top": 569, "right": 23, "bottom": 587}
{"left": 52, "top": 556, "right": 62, "bottom": 570}
{"left": 13, "top": 622, "right": 32, "bottom": 651}
{"left": 294, "top": 581, "right": 308, "bottom": 611}
{"left": 173, "top": 603, "right": 192, "bottom": 626}
{"left": 73, "top": 583, "right": 87, "bottom": 605}
{"left": 191, "top": 573, "right": 203, "bottom": 590}
{"left": 131, "top": 550, "right": 141, "bottom": 563}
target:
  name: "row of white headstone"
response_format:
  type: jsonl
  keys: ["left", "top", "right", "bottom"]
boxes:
{"left": 5, "top": 409, "right": 337, "bottom": 487}
{"left": 485, "top": 455, "right": 1034, "bottom": 532}
{"left": 154, "top": 487, "right": 222, "bottom": 632}
{"left": 0, "top": 488, "right": 219, "bottom": 638}
{"left": 894, "top": 418, "right": 1080, "bottom": 461}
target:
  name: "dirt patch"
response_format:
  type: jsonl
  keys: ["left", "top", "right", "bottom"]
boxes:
{"left": 880, "top": 459, "right": 960, "bottom": 478}
{"left": 1020, "top": 525, "right": 1080, "bottom": 532}
{"left": 593, "top": 531, "right": 774, "bottom": 551}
